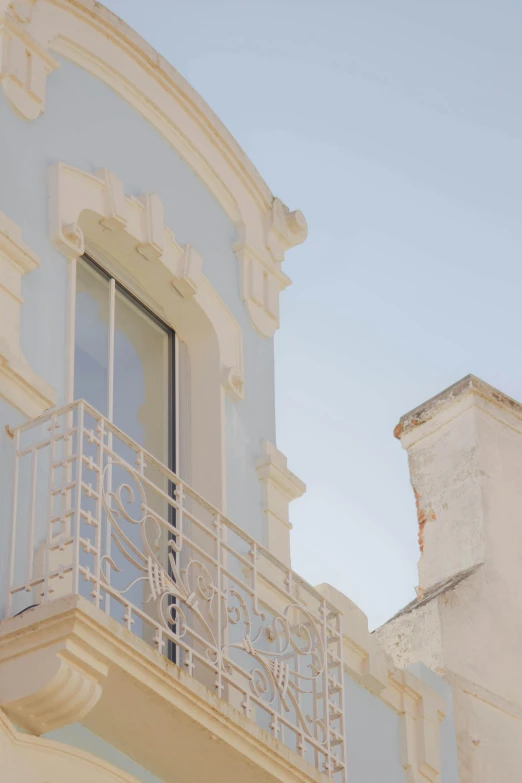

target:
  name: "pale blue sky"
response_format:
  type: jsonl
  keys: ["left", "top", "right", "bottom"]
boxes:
{"left": 103, "top": 0, "right": 522, "bottom": 628}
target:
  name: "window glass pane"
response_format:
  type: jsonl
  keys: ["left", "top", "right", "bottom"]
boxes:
{"left": 113, "top": 286, "right": 170, "bottom": 465}
{"left": 74, "top": 258, "right": 110, "bottom": 417}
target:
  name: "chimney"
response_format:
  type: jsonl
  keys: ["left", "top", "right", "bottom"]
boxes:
{"left": 395, "top": 374, "right": 522, "bottom": 595}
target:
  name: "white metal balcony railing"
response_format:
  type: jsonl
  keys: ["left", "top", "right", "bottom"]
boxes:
{"left": 5, "top": 400, "right": 345, "bottom": 780}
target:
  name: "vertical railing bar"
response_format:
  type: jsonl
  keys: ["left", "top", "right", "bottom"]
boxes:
{"left": 105, "top": 277, "right": 115, "bottom": 613}
{"left": 43, "top": 414, "right": 57, "bottom": 603}
{"left": 65, "top": 255, "right": 77, "bottom": 405}
{"left": 321, "top": 599, "right": 332, "bottom": 779}
{"left": 251, "top": 541, "right": 260, "bottom": 616}
{"left": 337, "top": 611, "right": 346, "bottom": 782}
{"left": 64, "top": 255, "right": 78, "bottom": 546}
{"left": 72, "top": 402, "right": 85, "bottom": 595}
{"left": 25, "top": 443, "right": 38, "bottom": 590}
{"left": 108, "top": 277, "right": 115, "bottom": 424}
{"left": 311, "top": 636, "right": 319, "bottom": 772}
{"left": 6, "top": 429, "right": 21, "bottom": 616}
{"left": 215, "top": 513, "right": 223, "bottom": 698}
{"left": 94, "top": 416, "right": 105, "bottom": 609}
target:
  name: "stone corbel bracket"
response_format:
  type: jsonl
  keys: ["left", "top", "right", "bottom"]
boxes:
{"left": 256, "top": 440, "right": 305, "bottom": 566}
{"left": 0, "top": 4, "right": 59, "bottom": 120}
{"left": 0, "top": 210, "right": 56, "bottom": 416}
{"left": 234, "top": 199, "right": 307, "bottom": 339}
{"left": 0, "top": 609, "right": 108, "bottom": 735}
{"left": 49, "top": 162, "right": 244, "bottom": 401}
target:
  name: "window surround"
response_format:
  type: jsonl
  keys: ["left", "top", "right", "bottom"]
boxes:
{"left": 49, "top": 161, "right": 244, "bottom": 512}
{"left": 0, "top": 209, "right": 56, "bottom": 417}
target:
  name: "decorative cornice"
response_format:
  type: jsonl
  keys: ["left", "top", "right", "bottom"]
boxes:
{"left": 0, "top": 210, "right": 56, "bottom": 416}
{"left": 50, "top": 161, "right": 244, "bottom": 401}
{"left": 0, "top": 6, "right": 59, "bottom": 120}
{"left": 49, "top": 162, "right": 203, "bottom": 298}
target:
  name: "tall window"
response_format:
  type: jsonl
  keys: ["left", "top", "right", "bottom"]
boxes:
{"left": 74, "top": 255, "right": 175, "bottom": 469}
{"left": 73, "top": 255, "right": 178, "bottom": 656}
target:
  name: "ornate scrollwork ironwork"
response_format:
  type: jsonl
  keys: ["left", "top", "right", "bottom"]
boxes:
{"left": 99, "top": 458, "right": 329, "bottom": 746}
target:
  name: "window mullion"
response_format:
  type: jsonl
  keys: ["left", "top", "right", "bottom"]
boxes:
{"left": 107, "top": 276, "right": 116, "bottom": 423}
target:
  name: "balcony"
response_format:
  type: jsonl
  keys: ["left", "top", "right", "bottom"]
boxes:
{"left": 0, "top": 400, "right": 345, "bottom": 783}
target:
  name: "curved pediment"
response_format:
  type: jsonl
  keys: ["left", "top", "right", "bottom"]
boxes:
{"left": 0, "top": 0, "right": 307, "bottom": 336}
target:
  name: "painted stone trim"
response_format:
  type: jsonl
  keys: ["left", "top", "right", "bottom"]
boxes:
{"left": 49, "top": 162, "right": 203, "bottom": 298}
{"left": 0, "top": 606, "right": 108, "bottom": 735}
{"left": 235, "top": 200, "right": 307, "bottom": 338}
{"left": 0, "top": 4, "right": 59, "bottom": 120}
{"left": 49, "top": 161, "right": 244, "bottom": 401}
{"left": 255, "top": 440, "right": 305, "bottom": 565}
{"left": 0, "top": 210, "right": 56, "bottom": 417}
{"left": 1, "top": 652, "right": 105, "bottom": 735}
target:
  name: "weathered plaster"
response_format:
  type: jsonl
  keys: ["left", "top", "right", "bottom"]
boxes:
{"left": 379, "top": 374, "right": 522, "bottom": 783}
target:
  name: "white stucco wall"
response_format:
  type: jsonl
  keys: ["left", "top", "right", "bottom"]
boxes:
{"left": 344, "top": 677, "right": 404, "bottom": 783}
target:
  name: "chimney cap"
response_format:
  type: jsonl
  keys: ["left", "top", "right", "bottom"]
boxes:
{"left": 394, "top": 374, "right": 522, "bottom": 440}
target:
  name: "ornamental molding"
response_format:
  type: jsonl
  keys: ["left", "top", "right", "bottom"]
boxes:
{"left": 1, "top": 651, "right": 105, "bottom": 735}
{"left": 49, "top": 162, "right": 204, "bottom": 298}
{"left": 0, "top": 611, "right": 108, "bottom": 735}
{"left": 0, "top": 210, "right": 56, "bottom": 416}
{"left": 49, "top": 161, "right": 244, "bottom": 401}
{"left": 0, "top": 4, "right": 59, "bottom": 120}
{"left": 2, "top": 0, "right": 306, "bottom": 337}
{"left": 235, "top": 201, "right": 307, "bottom": 338}
{"left": 256, "top": 440, "right": 305, "bottom": 565}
